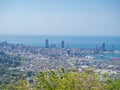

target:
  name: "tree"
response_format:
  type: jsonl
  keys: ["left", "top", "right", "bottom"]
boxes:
{"left": 36, "top": 68, "right": 103, "bottom": 90}
{"left": 8, "top": 78, "right": 31, "bottom": 90}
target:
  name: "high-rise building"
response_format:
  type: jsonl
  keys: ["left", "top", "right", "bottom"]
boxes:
{"left": 61, "top": 40, "right": 64, "bottom": 48}
{"left": 45, "top": 39, "right": 49, "bottom": 48}
{"left": 102, "top": 42, "right": 105, "bottom": 51}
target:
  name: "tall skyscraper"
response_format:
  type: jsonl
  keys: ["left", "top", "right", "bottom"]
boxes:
{"left": 61, "top": 40, "right": 64, "bottom": 48}
{"left": 45, "top": 39, "right": 49, "bottom": 48}
{"left": 102, "top": 42, "right": 105, "bottom": 51}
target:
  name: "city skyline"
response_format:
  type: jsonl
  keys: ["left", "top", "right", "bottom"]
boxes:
{"left": 0, "top": 0, "right": 120, "bottom": 36}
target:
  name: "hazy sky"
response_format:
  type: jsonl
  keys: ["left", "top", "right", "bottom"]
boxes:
{"left": 0, "top": 0, "right": 120, "bottom": 36}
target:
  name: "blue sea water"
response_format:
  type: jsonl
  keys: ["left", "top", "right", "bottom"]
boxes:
{"left": 0, "top": 35, "right": 120, "bottom": 50}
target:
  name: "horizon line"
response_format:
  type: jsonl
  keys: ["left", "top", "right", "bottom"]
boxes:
{"left": 0, "top": 34, "right": 120, "bottom": 37}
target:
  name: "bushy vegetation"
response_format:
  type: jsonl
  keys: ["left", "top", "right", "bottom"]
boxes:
{"left": 0, "top": 51, "right": 23, "bottom": 84}
{"left": 0, "top": 51, "right": 22, "bottom": 68}
{"left": 35, "top": 68, "right": 103, "bottom": 90}
{"left": 1, "top": 68, "right": 120, "bottom": 90}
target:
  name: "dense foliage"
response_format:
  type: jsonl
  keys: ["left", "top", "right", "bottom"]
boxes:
{"left": 0, "top": 51, "right": 23, "bottom": 84}
{"left": 0, "top": 68, "right": 120, "bottom": 90}
{"left": 0, "top": 51, "right": 22, "bottom": 68}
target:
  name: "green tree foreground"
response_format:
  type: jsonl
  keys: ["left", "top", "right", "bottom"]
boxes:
{"left": 0, "top": 68, "right": 120, "bottom": 90}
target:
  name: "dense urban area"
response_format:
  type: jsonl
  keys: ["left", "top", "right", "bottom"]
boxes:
{"left": 0, "top": 40, "right": 120, "bottom": 89}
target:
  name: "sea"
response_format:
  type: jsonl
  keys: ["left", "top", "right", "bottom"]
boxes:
{"left": 0, "top": 35, "right": 120, "bottom": 50}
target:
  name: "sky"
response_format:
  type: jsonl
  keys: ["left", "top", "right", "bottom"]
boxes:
{"left": 0, "top": 0, "right": 120, "bottom": 36}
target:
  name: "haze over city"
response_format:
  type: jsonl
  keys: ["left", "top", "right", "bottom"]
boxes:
{"left": 0, "top": 0, "right": 120, "bottom": 36}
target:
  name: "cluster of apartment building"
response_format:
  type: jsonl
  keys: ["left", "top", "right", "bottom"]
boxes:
{"left": 0, "top": 41, "right": 120, "bottom": 79}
